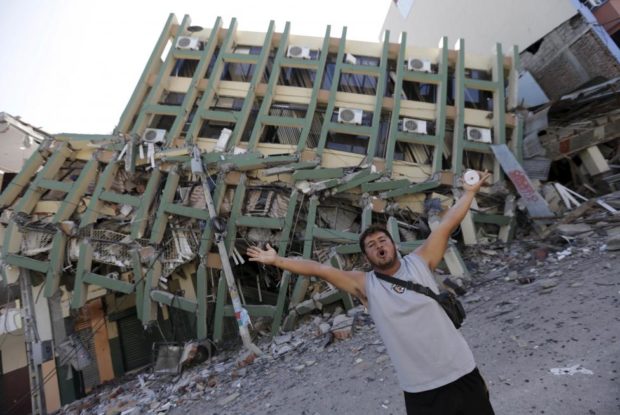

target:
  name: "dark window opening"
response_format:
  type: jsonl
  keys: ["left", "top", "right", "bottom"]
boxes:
{"left": 262, "top": 53, "right": 276, "bottom": 83}
{"left": 465, "top": 68, "right": 492, "bottom": 81}
{"left": 344, "top": 54, "right": 380, "bottom": 66}
{"left": 447, "top": 75, "right": 494, "bottom": 110}
{"left": 181, "top": 105, "right": 199, "bottom": 135}
{"left": 337, "top": 73, "right": 378, "bottom": 95}
{"left": 269, "top": 103, "right": 308, "bottom": 118}
{"left": 198, "top": 120, "right": 235, "bottom": 138}
{"left": 170, "top": 59, "right": 199, "bottom": 77}
{"left": 260, "top": 125, "right": 302, "bottom": 145}
{"left": 463, "top": 150, "right": 493, "bottom": 172}
{"left": 238, "top": 99, "right": 262, "bottom": 142}
{"left": 209, "top": 96, "right": 244, "bottom": 111}
{"left": 306, "top": 110, "right": 325, "bottom": 148}
{"left": 160, "top": 91, "right": 186, "bottom": 106}
{"left": 233, "top": 45, "right": 262, "bottom": 55}
{"left": 278, "top": 67, "right": 317, "bottom": 88}
{"left": 401, "top": 81, "right": 437, "bottom": 103}
{"left": 464, "top": 88, "right": 493, "bottom": 111}
{"left": 394, "top": 142, "right": 434, "bottom": 164}
{"left": 326, "top": 132, "right": 368, "bottom": 155}
{"left": 221, "top": 63, "right": 256, "bottom": 82}
{"left": 204, "top": 47, "right": 220, "bottom": 79}
{"left": 373, "top": 114, "right": 393, "bottom": 159}
{"left": 150, "top": 115, "right": 176, "bottom": 130}
{"left": 321, "top": 54, "right": 339, "bottom": 89}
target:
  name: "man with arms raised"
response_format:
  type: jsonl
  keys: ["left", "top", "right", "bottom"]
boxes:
{"left": 247, "top": 173, "right": 494, "bottom": 414}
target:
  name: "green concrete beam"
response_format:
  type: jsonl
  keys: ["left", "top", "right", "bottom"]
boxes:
{"left": 0, "top": 149, "right": 45, "bottom": 208}
{"left": 316, "top": 26, "right": 348, "bottom": 156}
{"left": 366, "top": 31, "right": 391, "bottom": 161}
{"left": 70, "top": 243, "right": 93, "bottom": 309}
{"left": 296, "top": 25, "right": 331, "bottom": 151}
{"left": 384, "top": 32, "right": 407, "bottom": 174}
{"left": 292, "top": 168, "right": 343, "bottom": 181}
{"left": 228, "top": 21, "right": 275, "bottom": 150}
{"left": 37, "top": 179, "right": 72, "bottom": 193}
{"left": 151, "top": 290, "right": 198, "bottom": 313}
{"left": 332, "top": 171, "right": 382, "bottom": 195}
{"left": 53, "top": 158, "right": 99, "bottom": 223}
{"left": 80, "top": 161, "right": 119, "bottom": 228}
{"left": 15, "top": 143, "right": 72, "bottom": 214}
{"left": 150, "top": 170, "right": 180, "bottom": 244}
{"left": 383, "top": 180, "right": 440, "bottom": 198}
{"left": 362, "top": 179, "right": 409, "bottom": 193}
{"left": 44, "top": 232, "right": 67, "bottom": 297}
{"left": 4, "top": 254, "right": 49, "bottom": 273}
{"left": 117, "top": 13, "right": 178, "bottom": 133}
{"left": 236, "top": 216, "right": 285, "bottom": 229}
{"left": 84, "top": 272, "right": 134, "bottom": 294}
{"left": 313, "top": 227, "right": 358, "bottom": 242}
{"left": 196, "top": 264, "right": 207, "bottom": 339}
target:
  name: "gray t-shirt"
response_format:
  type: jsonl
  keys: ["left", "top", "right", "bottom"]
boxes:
{"left": 365, "top": 253, "right": 476, "bottom": 392}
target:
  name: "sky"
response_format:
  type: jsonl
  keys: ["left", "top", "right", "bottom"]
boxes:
{"left": 0, "top": 0, "right": 389, "bottom": 135}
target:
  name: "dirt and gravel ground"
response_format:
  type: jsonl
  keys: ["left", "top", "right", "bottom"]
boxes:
{"left": 57, "top": 224, "right": 620, "bottom": 415}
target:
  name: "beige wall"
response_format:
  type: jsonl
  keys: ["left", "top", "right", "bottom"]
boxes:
{"left": 1, "top": 332, "right": 27, "bottom": 372}
{"left": 381, "top": 0, "right": 578, "bottom": 54}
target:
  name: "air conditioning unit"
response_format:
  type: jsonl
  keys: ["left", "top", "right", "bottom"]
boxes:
{"left": 466, "top": 126, "right": 492, "bottom": 143}
{"left": 345, "top": 53, "right": 357, "bottom": 65}
{"left": 287, "top": 45, "right": 311, "bottom": 59}
{"left": 176, "top": 36, "right": 200, "bottom": 50}
{"left": 142, "top": 128, "right": 166, "bottom": 144}
{"left": 337, "top": 108, "right": 363, "bottom": 125}
{"left": 214, "top": 128, "right": 233, "bottom": 152}
{"left": 407, "top": 58, "right": 432, "bottom": 73}
{"left": 401, "top": 118, "right": 428, "bottom": 134}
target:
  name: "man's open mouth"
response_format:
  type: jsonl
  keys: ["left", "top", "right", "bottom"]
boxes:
{"left": 378, "top": 249, "right": 386, "bottom": 258}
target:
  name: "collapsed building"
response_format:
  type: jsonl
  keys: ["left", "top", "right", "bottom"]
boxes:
{"left": 2, "top": 13, "right": 619, "bottom": 414}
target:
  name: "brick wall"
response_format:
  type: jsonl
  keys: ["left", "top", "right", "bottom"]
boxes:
{"left": 521, "top": 14, "right": 620, "bottom": 99}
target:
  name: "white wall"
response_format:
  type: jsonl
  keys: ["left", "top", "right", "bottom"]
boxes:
{"left": 381, "top": 0, "right": 579, "bottom": 54}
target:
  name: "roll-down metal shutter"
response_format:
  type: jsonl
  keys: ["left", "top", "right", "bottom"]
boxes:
{"left": 118, "top": 314, "right": 155, "bottom": 371}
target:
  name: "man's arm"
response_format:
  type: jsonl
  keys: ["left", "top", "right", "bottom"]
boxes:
{"left": 414, "top": 172, "right": 490, "bottom": 270}
{"left": 247, "top": 244, "right": 367, "bottom": 301}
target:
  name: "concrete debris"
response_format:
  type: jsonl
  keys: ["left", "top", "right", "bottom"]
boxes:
{"left": 54, "top": 305, "right": 377, "bottom": 415}
{"left": 606, "top": 235, "right": 620, "bottom": 251}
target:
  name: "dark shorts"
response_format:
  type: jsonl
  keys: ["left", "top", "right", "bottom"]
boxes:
{"left": 403, "top": 367, "right": 495, "bottom": 415}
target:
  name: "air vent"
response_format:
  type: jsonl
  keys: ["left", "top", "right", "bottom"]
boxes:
{"left": 401, "top": 118, "right": 428, "bottom": 134}
{"left": 466, "top": 126, "right": 492, "bottom": 143}
{"left": 337, "top": 108, "right": 363, "bottom": 125}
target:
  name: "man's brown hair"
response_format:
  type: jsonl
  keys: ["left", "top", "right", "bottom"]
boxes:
{"left": 359, "top": 224, "right": 395, "bottom": 254}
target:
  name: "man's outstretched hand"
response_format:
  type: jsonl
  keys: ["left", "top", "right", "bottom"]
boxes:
{"left": 463, "top": 170, "right": 491, "bottom": 193}
{"left": 246, "top": 243, "right": 278, "bottom": 265}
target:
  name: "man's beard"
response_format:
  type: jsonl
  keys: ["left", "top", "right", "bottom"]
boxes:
{"left": 368, "top": 251, "right": 398, "bottom": 271}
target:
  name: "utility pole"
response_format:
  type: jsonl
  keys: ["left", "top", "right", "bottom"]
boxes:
{"left": 19, "top": 268, "right": 47, "bottom": 414}
{"left": 191, "top": 147, "right": 261, "bottom": 356}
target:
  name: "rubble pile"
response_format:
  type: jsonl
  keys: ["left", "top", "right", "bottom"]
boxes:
{"left": 56, "top": 305, "right": 376, "bottom": 415}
